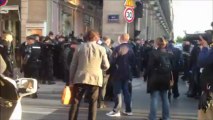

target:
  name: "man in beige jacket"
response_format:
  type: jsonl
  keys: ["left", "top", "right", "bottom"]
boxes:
{"left": 0, "top": 54, "right": 6, "bottom": 74}
{"left": 68, "top": 30, "right": 110, "bottom": 120}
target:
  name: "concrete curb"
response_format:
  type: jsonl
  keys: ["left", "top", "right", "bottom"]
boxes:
{"left": 38, "top": 90, "right": 62, "bottom": 94}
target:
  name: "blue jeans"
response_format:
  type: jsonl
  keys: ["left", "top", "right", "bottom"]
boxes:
{"left": 149, "top": 90, "right": 170, "bottom": 120}
{"left": 112, "top": 80, "right": 132, "bottom": 112}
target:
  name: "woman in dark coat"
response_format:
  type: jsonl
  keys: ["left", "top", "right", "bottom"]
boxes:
{"left": 147, "top": 37, "right": 173, "bottom": 120}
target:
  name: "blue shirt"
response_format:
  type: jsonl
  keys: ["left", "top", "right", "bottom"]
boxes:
{"left": 198, "top": 47, "right": 213, "bottom": 68}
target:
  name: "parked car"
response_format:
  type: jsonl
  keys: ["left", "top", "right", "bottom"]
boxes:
{"left": 0, "top": 75, "right": 38, "bottom": 120}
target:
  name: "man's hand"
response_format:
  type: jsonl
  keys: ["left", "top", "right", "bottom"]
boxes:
{"left": 199, "top": 36, "right": 208, "bottom": 49}
{"left": 198, "top": 92, "right": 212, "bottom": 112}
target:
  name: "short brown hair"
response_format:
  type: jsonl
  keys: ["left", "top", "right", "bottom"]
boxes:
{"left": 85, "top": 30, "right": 99, "bottom": 42}
{"left": 103, "top": 36, "right": 110, "bottom": 42}
{"left": 156, "top": 37, "right": 167, "bottom": 48}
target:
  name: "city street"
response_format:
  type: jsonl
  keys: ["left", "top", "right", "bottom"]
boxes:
{"left": 22, "top": 78, "right": 198, "bottom": 120}
{"left": 1, "top": 0, "right": 212, "bottom": 120}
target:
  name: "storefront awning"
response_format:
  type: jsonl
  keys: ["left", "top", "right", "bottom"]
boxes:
{"left": 0, "top": 5, "right": 20, "bottom": 20}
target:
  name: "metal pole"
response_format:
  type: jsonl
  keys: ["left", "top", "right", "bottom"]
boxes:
{"left": 145, "top": 3, "right": 148, "bottom": 40}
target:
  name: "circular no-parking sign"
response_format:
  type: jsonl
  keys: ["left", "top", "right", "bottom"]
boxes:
{"left": 123, "top": 7, "right": 135, "bottom": 23}
{"left": 0, "top": 0, "right": 8, "bottom": 6}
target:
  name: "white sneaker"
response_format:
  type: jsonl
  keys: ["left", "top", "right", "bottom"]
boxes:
{"left": 122, "top": 111, "right": 133, "bottom": 116}
{"left": 106, "top": 111, "right": 121, "bottom": 117}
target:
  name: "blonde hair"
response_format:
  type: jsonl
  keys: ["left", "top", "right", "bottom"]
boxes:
{"left": 3, "top": 33, "right": 13, "bottom": 42}
{"left": 120, "top": 33, "right": 130, "bottom": 42}
{"left": 156, "top": 37, "right": 167, "bottom": 48}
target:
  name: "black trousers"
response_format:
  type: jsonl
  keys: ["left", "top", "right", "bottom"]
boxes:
{"left": 41, "top": 61, "right": 53, "bottom": 83}
{"left": 69, "top": 84, "right": 99, "bottom": 120}
{"left": 172, "top": 70, "right": 179, "bottom": 97}
{"left": 188, "top": 68, "right": 201, "bottom": 96}
{"left": 24, "top": 63, "right": 40, "bottom": 96}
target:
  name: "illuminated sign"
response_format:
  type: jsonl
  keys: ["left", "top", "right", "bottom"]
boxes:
{"left": 124, "top": 0, "right": 135, "bottom": 8}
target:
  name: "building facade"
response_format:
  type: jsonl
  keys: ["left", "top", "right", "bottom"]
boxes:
{"left": 102, "top": 0, "right": 174, "bottom": 41}
{"left": 0, "top": 0, "right": 21, "bottom": 43}
{"left": 1, "top": 0, "right": 173, "bottom": 43}
{"left": 0, "top": 0, "right": 101, "bottom": 42}
{"left": 19, "top": 0, "right": 103, "bottom": 42}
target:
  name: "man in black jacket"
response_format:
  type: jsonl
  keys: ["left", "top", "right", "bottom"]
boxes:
{"left": 197, "top": 35, "right": 213, "bottom": 119}
{"left": 188, "top": 41, "right": 201, "bottom": 98}
{"left": 106, "top": 33, "right": 136, "bottom": 117}
{"left": 21, "top": 35, "right": 42, "bottom": 98}
{"left": 40, "top": 38, "right": 55, "bottom": 84}
{"left": 167, "top": 40, "right": 184, "bottom": 98}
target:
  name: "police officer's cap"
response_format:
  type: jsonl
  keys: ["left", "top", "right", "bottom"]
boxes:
{"left": 26, "top": 35, "right": 36, "bottom": 41}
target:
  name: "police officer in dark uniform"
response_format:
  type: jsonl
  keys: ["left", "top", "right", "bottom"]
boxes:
{"left": 40, "top": 37, "right": 55, "bottom": 84}
{"left": 0, "top": 36, "right": 13, "bottom": 77}
{"left": 21, "top": 35, "right": 42, "bottom": 98}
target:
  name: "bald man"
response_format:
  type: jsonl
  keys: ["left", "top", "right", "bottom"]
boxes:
{"left": 106, "top": 33, "right": 136, "bottom": 117}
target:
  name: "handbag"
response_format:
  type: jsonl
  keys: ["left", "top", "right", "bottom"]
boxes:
{"left": 61, "top": 86, "right": 73, "bottom": 105}
{"left": 170, "top": 72, "right": 174, "bottom": 87}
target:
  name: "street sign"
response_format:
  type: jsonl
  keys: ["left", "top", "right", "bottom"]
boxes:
{"left": 0, "top": 0, "right": 8, "bottom": 6}
{"left": 108, "top": 15, "right": 119, "bottom": 23}
{"left": 124, "top": 0, "right": 135, "bottom": 8}
{"left": 124, "top": 7, "right": 134, "bottom": 23}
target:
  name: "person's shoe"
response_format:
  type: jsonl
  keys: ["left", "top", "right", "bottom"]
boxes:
{"left": 187, "top": 93, "right": 196, "bottom": 98}
{"left": 173, "top": 94, "right": 180, "bottom": 99}
{"left": 122, "top": 111, "right": 133, "bottom": 116}
{"left": 84, "top": 99, "right": 89, "bottom": 103}
{"left": 194, "top": 95, "right": 201, "bottom": 99}
{"left": 31, "top": 93, "right": 38, "bottom": 99}
{"left": 41, "top": 81, "right": 46, "bottom": 84}
{"left": 48, "top": 81, "right": 56, "bottom": 85}
{"left": 98, "top": 104, "right": 106, "bottom": 109}
{"left": 106, "top": 111, "right": 120, "bottom": 117}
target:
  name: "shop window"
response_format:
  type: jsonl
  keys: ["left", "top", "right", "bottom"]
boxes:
{"left": 62, "top": 13, "right": 72, "bottom": 36}
{"left": 26, "top": 28, "right": 43, "bottom": 36}
{"left": 84, "top": 14, "right": 94, "bottom": 29}
{"left": 4, "top": 20, "right": 9, "bottom": 31}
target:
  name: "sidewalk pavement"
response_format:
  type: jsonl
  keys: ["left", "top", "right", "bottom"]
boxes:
{"left": 23, "top": 77, "right": 198, "bottom": 120}
{"left": 37, "top": 77, "right": 144, "bottom": 94}
{"left": 38, "top": 81, "right": 65, "bottom": 94}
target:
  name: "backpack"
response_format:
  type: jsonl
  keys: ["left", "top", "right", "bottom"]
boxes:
{"left": 156, "top": 51, "right": 172, "bottom": 74}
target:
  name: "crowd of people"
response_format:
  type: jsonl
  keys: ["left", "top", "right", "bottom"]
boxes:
{"left": 0, "top": 29, "right": 213, "bottom": 120}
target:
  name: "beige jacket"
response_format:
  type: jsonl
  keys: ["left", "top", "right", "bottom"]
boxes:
{"left": 69, "top": 42, "right": 110, "bottom": 87}
{"left": 0, "top": 55, "right": 6, "bottom": 74}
